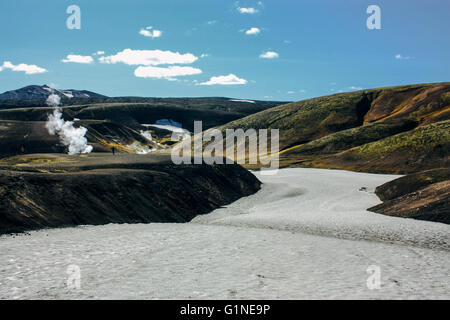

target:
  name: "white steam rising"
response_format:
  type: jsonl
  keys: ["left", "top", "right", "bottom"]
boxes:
{"left": 45, "top": 93, "right": 93, "bottom": 155}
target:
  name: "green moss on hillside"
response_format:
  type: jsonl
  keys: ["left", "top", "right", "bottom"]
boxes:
{"left": 309, "top": 120, "right": 450, "bottom": 173}
{"left": 350, "top": 120, "right": 450, "bottom": 157}
{"left": 216, "top": 82, "right": 450, "bottom": 173}
{"left": 286, "top": 119, "right": 417, "bottom": 156}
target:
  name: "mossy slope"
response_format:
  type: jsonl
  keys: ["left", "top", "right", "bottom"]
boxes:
{"left": 218, "top": 82, "right": 450, "bottom": 173}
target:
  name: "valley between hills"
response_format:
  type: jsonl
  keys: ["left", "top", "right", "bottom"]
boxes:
{"left": 0, "top": 82, "right": 449, "bottom": 231}
{"left": 0, "top": 82, "right": 449, "bottom": 299}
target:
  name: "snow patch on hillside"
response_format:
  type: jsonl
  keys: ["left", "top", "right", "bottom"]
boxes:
{"left": 142, "top": 119, "right": 191, "bottom": 140}
{"left": 229, "top": 99, "right": 256, "bottom": 103}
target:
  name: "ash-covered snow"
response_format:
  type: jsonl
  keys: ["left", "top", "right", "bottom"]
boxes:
{"left": 142, "top": 120, "right": 191, "bottom": 141}
{"left": 195, "top": 169, "right": 450, "bottom": 249}
{"left": 62, "top": 91, "right": 73, "bottom": 98}
{"left": 229, "top": 99, "right": 256, "bottom": 103}
{"left": 139, "top": 130, "right": 153, "bottom": 141}
{"left": 0, "top": 168, "right": 449, "bottom": 299}
{"left": 125, "top": 141, "right": 155, "bottom": 155}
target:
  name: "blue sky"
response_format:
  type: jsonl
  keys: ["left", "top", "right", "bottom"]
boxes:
{"left": 0, "top": 0, "right": 449, "bottom": 100}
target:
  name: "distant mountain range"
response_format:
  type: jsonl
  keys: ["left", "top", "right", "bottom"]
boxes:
{"left": 0, "top": 85, "right": 106, "bottom": 100}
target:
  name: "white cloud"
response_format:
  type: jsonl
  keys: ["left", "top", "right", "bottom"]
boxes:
{"left": 134, "top": 65, "right": 202, "bottom": 79}
{"left": 395, "top": 54, "right": 410, "bottom": 60}
{"left": 238, "top": 7, "right": 258, "bottom": 14}
{"left": 207, "top": 20, "right": 216, "bottom": 25}
{"left": 139, "top": 26, "right": 162, "bottom": 38}
{"left": 349, "top": 86, "right": 363, "bottom": 90}
{"left": 287, "top": 91, "right": 295, "bottom": 94}
{"left": 1, "top": 61, "right": 47, "bottom": 74}
{"left": 245, "top": 27, "right": 260, "bottom": 35}
{"left": 283, "top": 40, "right": 292, "bottom": 44}
{"left": 93, "top": 51, "right": 105, "bottom": 56}
{"left": 259, "top": 51, "right": 279, "bottom": 59}
{"left": 62, "top": 54, "right": 94, "bottom": 64}
{"left": 198, "top": 74, "right": 247, "bottom": 86}
{"left": 299, "top": 89, "right": 306, "bottom": 93}
{"left": 200, "top": 53, "right": 209, "bottom": 58}
{"left": 99, "top": 49, "right": 198, "bottom": 66}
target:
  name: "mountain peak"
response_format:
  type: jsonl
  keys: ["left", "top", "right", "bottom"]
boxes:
{"left": 0, "top": 85, "right": 107, "bottom": 100}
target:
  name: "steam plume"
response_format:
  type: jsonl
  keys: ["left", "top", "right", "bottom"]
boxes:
{"left": 45, "top": 93, "right": 93, "bottom": 155}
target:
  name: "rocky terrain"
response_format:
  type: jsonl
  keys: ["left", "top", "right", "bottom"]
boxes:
{"left": 0, "top": 153, "right": 261, "bottom": 235}
{"left": 369, "top": 168, "right": 450, "bottom": 224}
{"left": 0, "top": 119, "right": 163, "bottom": 158}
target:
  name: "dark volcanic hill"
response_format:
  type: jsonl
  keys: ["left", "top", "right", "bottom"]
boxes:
{"left": 0, "top": 153, "right": 261, "bottom": 235}
{"left": 216, "top": 82, "right": 450, "bottom": 174}
{"left": 0, "top": 85, "right": 106, "bottom": 100}
{"left": 369, "top": 168, "right": 450, "bottom": 224}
